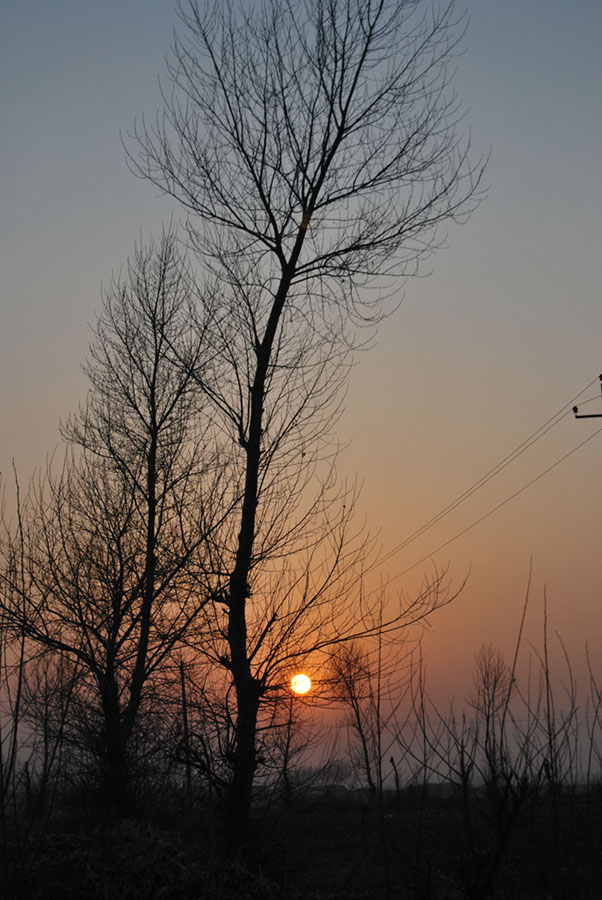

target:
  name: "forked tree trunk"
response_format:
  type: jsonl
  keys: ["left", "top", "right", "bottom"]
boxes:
{"left": 103, "top": 712, "right": 132, "bottom": 819}
{"left": 100, "top": 673, "right": 138, "bottom": 820}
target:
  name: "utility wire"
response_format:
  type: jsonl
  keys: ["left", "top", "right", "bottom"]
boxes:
{"left": 575, "top": 394, "right": 602, "bottom": 408}
{"left": 384, "top": 424, "right": 602, "bottom": 585}
{"left": 370, "top": 376, "right": 601, "bottom": 574}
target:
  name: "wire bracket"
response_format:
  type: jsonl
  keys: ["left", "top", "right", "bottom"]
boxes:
{"left": 573, "top": 374, "right": 602, "bottom": 419}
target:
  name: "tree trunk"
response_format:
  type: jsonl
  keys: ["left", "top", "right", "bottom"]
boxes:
{"left": 223, "top": 255, "right": 306, "bottom": 857}
{"left": 226, "top": 678, "right": 260, "bottom": 859}
{"left": 103, "top": 713, "right": 132, "bottom": 819}
{"left": 100, "top": 675, "right": 134, "bottom": 820}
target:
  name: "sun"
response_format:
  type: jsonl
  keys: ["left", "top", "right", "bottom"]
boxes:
{"left": 290, "top": 673, "right": 311, "bottom": 695}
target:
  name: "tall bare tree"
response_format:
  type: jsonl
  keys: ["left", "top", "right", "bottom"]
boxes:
{"left": 0, "top": 233, "right": 224, "bottom": 816}
{"left": 127, "top": 0, "right": 485, "bottom": 850}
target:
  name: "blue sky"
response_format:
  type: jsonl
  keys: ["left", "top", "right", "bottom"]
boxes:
{"left": 2, "top": 0, "right": 601, "bottom": 699}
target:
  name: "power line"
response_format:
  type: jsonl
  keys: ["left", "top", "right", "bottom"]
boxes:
{"left": 369, "top": 376, "right": 601, "bottom": 575}
{"left": 384, "top": 423, "right": 602, "bottom": 585}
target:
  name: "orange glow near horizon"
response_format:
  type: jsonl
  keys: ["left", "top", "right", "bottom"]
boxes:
{"left": 291, "top": 673, "right": 311, "bottom": 695}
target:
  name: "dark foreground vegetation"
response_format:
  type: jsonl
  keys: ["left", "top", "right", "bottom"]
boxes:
{"left": 4, "top": 624, "right": 602, "bottom": 900}
{"left": 4, "top": 779, "right": 602, "bottom": 900}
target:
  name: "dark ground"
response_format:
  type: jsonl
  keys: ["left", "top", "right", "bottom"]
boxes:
{"left": 4, "top": 786, "right": 602, "bottom": 899}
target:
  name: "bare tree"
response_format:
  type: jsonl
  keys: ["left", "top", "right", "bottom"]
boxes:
{"left": 329, "top": 634, "right": 411, "bottom": 799}
{"left": 126, "top": 0, "right": 485, "bottom": 851}
{"left": 0, "top": 233, "right": 224, "bottom": 817}
{"left": 331, "top": 641, "right": 381, "bottom": 797}
{"left": 467, "top": 643, "right": 515, "bottom": 795}
{"left": 0, "top": 537, "right": 33, "bottom": 892}
{"left": 395, "top": 583, "right": 582, "bottom": 900}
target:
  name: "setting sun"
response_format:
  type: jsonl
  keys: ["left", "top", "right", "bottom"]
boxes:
{"left": 290, "top": 673, "right": 311, "bottom": 695}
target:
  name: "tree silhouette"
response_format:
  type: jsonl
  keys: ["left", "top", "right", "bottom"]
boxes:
{"left": 0, "top": 233, "right": 226, "bottom": 816}
{"left": 126, "top": 0, "right": 485, "bottom": 852}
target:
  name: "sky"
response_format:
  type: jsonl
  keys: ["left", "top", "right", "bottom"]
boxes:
{"left": 2, "top": 0, "right": 601, "bottom": 708}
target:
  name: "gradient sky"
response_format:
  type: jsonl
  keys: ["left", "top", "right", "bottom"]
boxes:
{"left": 2, "top": 0, "right": 601, "bottom": 705}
